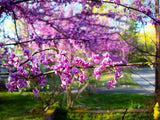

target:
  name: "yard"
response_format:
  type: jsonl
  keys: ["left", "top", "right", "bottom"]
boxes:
{"left": 0, "top": 70, "right": 155, "bottom": 120}
{"left": 0, "top": 91, "right": 154, "bottom": 120}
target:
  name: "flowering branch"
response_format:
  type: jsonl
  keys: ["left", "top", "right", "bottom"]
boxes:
{"left": 0, "top": 61, "right": 158, "bottom": 76}
{"left": 102, "top": 1, "right": 159, "bottom": 24}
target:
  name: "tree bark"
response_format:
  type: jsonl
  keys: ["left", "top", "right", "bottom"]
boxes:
{"left": 155, "top": 0, "right": 160, "bottom": 104}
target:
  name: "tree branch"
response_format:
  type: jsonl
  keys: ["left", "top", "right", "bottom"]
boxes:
{"left": 0, "top": 61, "right": 159, "bottom": 75}
{"left": 4, "top": 37, "right": 68, "bottom": 46}
{"left": 118, "top": 33, "right": 157, "bottom": 58}
{"left": 12, "top": 10, "right": 20, "bottom": 41}
{"left": 71, "top": 81, "right": 90, "bottom": 108}
{"left": 102, "top": 1, "right": 159, "bottom": 23}
{"left": 122, "top": 107, "right": 128, "bottom": 120}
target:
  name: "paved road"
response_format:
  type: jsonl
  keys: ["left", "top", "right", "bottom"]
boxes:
{"left": 95, "top": 87, "right": 153, "bottom": 95}
{"left": 131, "top": 67, "right": 155, "bottom": 94}
{"left": 71, "top": 87, "right": 153, "bottom": 95}
{"left": 96, "top": 67, "right": 155, "bottom": 95}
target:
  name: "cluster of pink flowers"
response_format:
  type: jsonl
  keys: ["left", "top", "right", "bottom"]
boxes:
{"left": 3, "top": 45, "right": 123, "bottom": 97}
{"left": 107, "top": 66, "right": 122, "bottom": 89}
{"left": 49, "top": 51, "right": 88, "bottom": 89}
{"left": 23, "top": 49, "right": 31, "bottom": 59}
{"left": 93, "top": 52, "right": 112, "bottom": 80}
{"left": 73, "top": 57, "right": 90, "bottom": 68}
{"left": 6, "top": 72, "right": 28, "bottom": 92}
{"left": 93, "top": 52, "right": 122, "bottom": 89}
{"left": 5, "top": 49, "right": 48, "bottom": 97}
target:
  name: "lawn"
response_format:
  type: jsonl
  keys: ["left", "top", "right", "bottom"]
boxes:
{"left": 74, "top": 93, "right": 153, "bottom": 110}
{"left": 0, "top": 91, "right": 154, "bottom": 120}
{"left": 0, "top": 69, "right": 154, "bottom": 120}
{"left": 0, "top": 92, "right": 43, "bottom": 120}
{"left": 65, "top": 112, "right": 154, "bottom": 120}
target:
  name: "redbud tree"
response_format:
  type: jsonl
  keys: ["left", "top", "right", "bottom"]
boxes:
{"left": 0, "top": 0, "right": 159, "bottom": 108}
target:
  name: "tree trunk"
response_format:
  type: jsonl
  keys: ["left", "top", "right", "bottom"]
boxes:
{"left": 155, "top": 0, "right": 160, "bottom": 104}
{"left": 66, "top": 84, "right": 72, "bottom": 108}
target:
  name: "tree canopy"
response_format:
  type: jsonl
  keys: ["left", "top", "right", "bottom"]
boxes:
{"left": 0, "top": 0, "right": 159, "bottom": 98}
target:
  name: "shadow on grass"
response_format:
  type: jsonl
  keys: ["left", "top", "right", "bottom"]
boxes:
{"left": 54, "top": 108, "right": 68, "bottom": 120}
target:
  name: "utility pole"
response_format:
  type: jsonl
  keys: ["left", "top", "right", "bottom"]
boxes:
{"left": 155, "top": 0, "right": 160, "bottom": 104}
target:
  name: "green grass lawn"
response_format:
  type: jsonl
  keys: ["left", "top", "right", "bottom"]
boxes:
{"left": 65, "top": 112, "right": 154, "bottom": 120}
{"left": 0, "top": 91, "right": 154, "bottom": 120}
{"left": 74, "top": 93, "right": 154, "bottom": 110}
{"left": 0, "top": 92, "right": 43, "bottom": 120}
{"left": 55, "top": 92, "right": 155, "bottom": 120}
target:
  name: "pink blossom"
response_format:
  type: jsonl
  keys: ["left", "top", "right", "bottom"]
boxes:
{"left": 17, "top": 79, "right": 27, "bottom": 89}
{"left": 114, "top": 0, "right": 120, "bottom": 4}
{"left": 79, "top": 71, "right": 87, "bottom": 83}
{"left": 96, "top": 74, "right": 101, "bottom": 80}
{"left": 38, "top": 76, "right": 47, "bottom": 86}
{"left": 104, "top": 52, "right": 110, "bottom": 58}
{"left": 6, "top": 81, "right": 17, "bottom": 92}
{"left": 8, "top": 53, "right": 15, "bottom": 64}
{"left": 23, "top": 48, "right": 31, "bottom": 58}
{"left": 107, "top": 80, "right": 116, "bottom": 89}
{"left": 93, "top": 55, "right": 100, "bottom": 64}
{"left": 94, "top": 68, "right": 101, "bottom": 80}
{"left": 33, "top": 88, "right": 39, "bottom": 98}
{"left": 101, "top": 57, "right": 112, "bottom": 66}
{"left": 60, "top": 73, "right": 72, "bottom": 88}
{"left": 74, "top": 57, "right": 90, "bottom": 68}
{"left": 63, "top": 62, "right": 70, "bottom": 69}
{"left": 22, "top": 70, "right": 29, "bottom": 76}
{"left": 13, "top": 57, "right": 20, "bottom": 68}
{"left": 40, "top": 56, "right": 51, "bottom": 65}
{"left": 72, "top": 67, "right": 79, "bottom": 77}
{"left": 114, "top": 71, "right": 122, "bottom": 82}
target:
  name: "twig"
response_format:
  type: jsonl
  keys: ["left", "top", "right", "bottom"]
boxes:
{"left": 71, "top": 81, "right": 89, "bottom": 108}
{"left": 4, "top": 37, "right": 67, "bottom": 46}
{"left": 102, "top": 1, "right": 159, "bottom": 23}
{"left": 12, "top": 10, "right": 20, "bottom": 41}
{"left": 122, "top": 107, "right": 128, "bottom": 120}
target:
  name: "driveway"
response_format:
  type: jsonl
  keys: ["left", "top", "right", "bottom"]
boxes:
{"left": 95, "top": 67, "right": 155, "bottom": 95}
{"left": 131, "top": 67, "right": 155, "bottom": 94}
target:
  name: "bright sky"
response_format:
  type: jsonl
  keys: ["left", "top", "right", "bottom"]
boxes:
{"left": 0, "top": 13, "right": 16, "bottom": 41}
